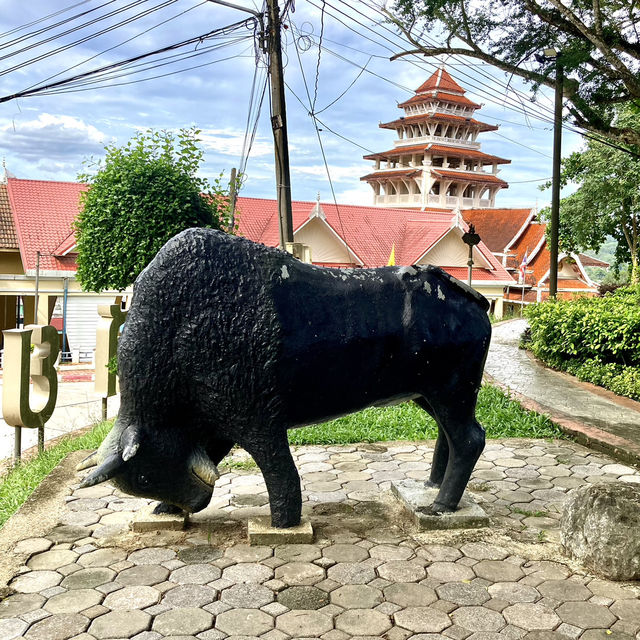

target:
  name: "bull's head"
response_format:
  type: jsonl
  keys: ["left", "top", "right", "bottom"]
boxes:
{"left": 77, "top": 418, "right": 219, "bottom": 513}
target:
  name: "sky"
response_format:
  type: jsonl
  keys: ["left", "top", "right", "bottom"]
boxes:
{"left": 0, "top": 0, "right": 583, "bottom": 211}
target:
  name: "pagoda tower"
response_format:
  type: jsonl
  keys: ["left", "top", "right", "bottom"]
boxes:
{"left": 361, "top": 67, "right": 510, "bottom": 210}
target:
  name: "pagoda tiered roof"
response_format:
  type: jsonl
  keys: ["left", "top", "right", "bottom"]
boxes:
{"left": 380, "top": 113, "right": 498, "bottom": 132}
{"left": 363, "top": 144, "right": 510, "bottom": 164}
{"left": 398, "top": 92, "right": 481, "bottom": 109}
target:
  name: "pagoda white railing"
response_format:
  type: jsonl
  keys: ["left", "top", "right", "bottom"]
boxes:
{"left": 395, "top": 135, "right": 481, "bottom": 150}
{"left": 373, "top": 194, "right": 422, "bottom": 206}
{"left": 372, "top": 193, "right": 492, "bottom": 208}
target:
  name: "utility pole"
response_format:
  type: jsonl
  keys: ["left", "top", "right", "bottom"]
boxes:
{"left": 267, "top": 0, "right": 294, "bottom": 248}
{"left": 549, "top": 55, "right": 563, "bottom": 299}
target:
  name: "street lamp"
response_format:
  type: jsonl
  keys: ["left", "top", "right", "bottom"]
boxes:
{"left": 462, "top": 224, "right": 481, "bottom": 287}
{"left": 536, "top": 48, "right": 563, "bottom": 299}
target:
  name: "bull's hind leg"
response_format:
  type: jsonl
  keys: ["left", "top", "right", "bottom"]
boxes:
{"left": 419, "top": 394, "right": 485, "bottom": 513}
{"left": 243, "top": 433, "right": 302, "bottom": 529}
{"left": 414, "top": 397, "right": 448, "bottom": 488}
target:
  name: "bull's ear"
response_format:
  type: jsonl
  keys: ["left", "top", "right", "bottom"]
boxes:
{"left": 79, "top": 453, "right": 125, "bottom": 488}
{"left": 120, "top": 425, "right": 141, "bottom": 462}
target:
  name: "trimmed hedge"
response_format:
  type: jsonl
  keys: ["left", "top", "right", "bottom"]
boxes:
{"left": 524, "top": 285, "right": 640, "bottom": 400}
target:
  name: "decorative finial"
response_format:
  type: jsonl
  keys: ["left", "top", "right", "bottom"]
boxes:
{"left": 310, "top": 195, "right": 326, "bottom": 221}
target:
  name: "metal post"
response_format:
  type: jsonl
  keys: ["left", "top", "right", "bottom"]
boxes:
{"left": 102, "top": 396, "right": 108, "bottom": 422}
{"left": 228, "top": 167, "right": 238, "bottom": 232}
{"left": 267, "top": 0, "right": 294, "bottom": 248}
{"left": 34, "top": 251, "right": 40, "bottom": 323}
{"left": 549, "top": 58, "right": 563, "bottom": 299}
{"left": 38, "top": 426, "right": 44, "bottom": 454}
{"left": 467, "top": 244, "right": 473, "bottom": 287}
{"left": 14, "top": 426, "right": 21, "bottom": 461}
{"left": 62, "top": 277, "right": 69, "bottom": 360}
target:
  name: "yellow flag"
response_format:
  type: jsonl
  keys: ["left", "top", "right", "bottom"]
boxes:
{"left": 387, "top": 243, "right": 396, "bottom": 266}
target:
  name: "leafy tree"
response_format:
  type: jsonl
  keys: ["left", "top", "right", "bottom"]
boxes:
{"left": 541, "top": 105, "right": 640, "bottom": 284}
{"left": 75, "top": 128, "right": 233, "bottom": 292}
{"left": 387, "top": 0, "right": 640, "bottom": 147}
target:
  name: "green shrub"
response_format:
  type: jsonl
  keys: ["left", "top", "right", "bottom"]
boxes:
{"left": 525, "top": 285, "right": 640, "bottom": 367}
{"left": 524, "top": 285, "right": 640, "bottom": 399}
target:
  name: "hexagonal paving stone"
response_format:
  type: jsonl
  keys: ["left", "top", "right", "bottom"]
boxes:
{"left": 27, "top": 549, "right": 78, "bottom": 570}
{"left": 162, "top": 583, "right": 217, "bottom": 608}
{"left": 128, "top": 547, "right": 176, "bottom": 565}
{"left": 177, "top": 546, "right": 223, "bottom": 564}
{"left": 610, "top": 598, "right": 640, "bottom": 625}
{"left": 451, "top": 606, "right": 506, "bottom": 632}
{"left": 580, "top": 631, "right": 636, "bottom": 640}
{"left": 330, "top": 584, "right": 383, "bottom": 609}
{"left": 47, "top": 525, "right": 91, "bottom": 543}
{"left": 103, "top": 585, "right": 160, "bottom": 610}
{"left": 152, "top": 607, "right": 213, "bottom": 636}
{"left": 436, "top": 581, "right": 491, "bottom": 605}
{"left": 277, "top": 610, "right": 334, "bottom": 636}
{"left": 460, "top": 542, "right": 509, "bottom": 561}
{"left": 116, "top": 564, "right": 169, "bottom": 586}
{"left": 168, "top": 563, "right": 221, "bottom": 585}
{"left": 327, "top": 562, "right": 376, "bottom": 585}
{"left": 11, "top": 570, "right": 62, "bottom": 593}
{"left": 275, "top": 562, "right": 325, "bottom": 586}
{"left": 215, "top": 608, "right": 274, "bottom": 636}
{"left": 556, "top": 602, "right": 616, "bottom": 629}
{"left": 503, "top": 603, "right": 561, "bottom": 631}
{"left": 25, "top": 613, "right": 89, "bottom": 640}
{"left": 487, "top": 582, "right": 540, "bottom": 603}
{"left": 61, "top": 567, "right": 115, "bottom": 590}
{"left": 474, "top": 560, "right": 524, "bottom": 582}
{"left": 377, "top": 561, "right": 426, "bottom": 582}
{"left": 0, "top": 593, "right": 45, "bottom": 618}
{"left": 88, "top": 609, "right": 151, "bottom": 638}
{"left": 275, "top": 544, "right": 322, "bottom": 562}
{"left": 322, "top": 544, "right": 369, "bottom": 563}
{"left": 335, "top": 609, "right": 391, "bottom": 636}
{"left": 393, "top": 607, "right": 452, "bottom": 633}
{"left": 537, "top": 580, "right": 591, "bottom": 602}
{"left": 78, "top": 548, "right": 127, "bottom": 568}
{"left": 222, "top": 562, "right": 273, "bottom": 584}
{"left": 369, "top": 544, "right": 413, "bottom": 561}
{"left": 45, "top": 588, "right": 104, "bottom": 613}
{"left": 0, "top": 618, "right": 28, "bottom": 639}
{"left": 221, "top": 583, "right": 275, "bottom": 608}
{"left": 224, "top": 544, "right": 273, "bottom": 562}
{"left": 383, "top": 583, "right": 437, "bottom": 608}
{"left": 524, "top": 561, "right": 570, "bottom": 581}
{"left": 426, "top": 562, "right": 475, "bottom": 582}
{"left": 277, "top": 586, "right": 329, "bottom": 610}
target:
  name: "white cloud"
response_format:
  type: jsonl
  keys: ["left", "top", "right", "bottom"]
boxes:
{"left": 199, "top": 127, "right": 272, "bottom": 158}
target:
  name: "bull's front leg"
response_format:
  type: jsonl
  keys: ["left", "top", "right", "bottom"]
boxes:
{"left": 243, "top": 433, "right": 302, "bottom": 528}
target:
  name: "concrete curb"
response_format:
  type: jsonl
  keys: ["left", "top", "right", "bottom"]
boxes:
{"left": 0, "top": 450, "right": 88, "bottom": 593}
{"left": 485, "top": 372, "right": 640, "bottom": 468}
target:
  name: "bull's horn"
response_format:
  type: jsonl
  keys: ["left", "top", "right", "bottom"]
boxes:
{"left": 79, "top": 453, "right": 125, "bottom": 488}
{"left": 120, "top": 426, "right": 141, "bottom": 462}
{"left": 76, "top": 451, "right": 99, "bottom": 471}
{"left": 192, "top": 458, "right": 220, "bottom": 487}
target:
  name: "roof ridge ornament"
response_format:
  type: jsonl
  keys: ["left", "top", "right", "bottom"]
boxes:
{"left": 309, "top": 193, "right": 326, "bottom": 220}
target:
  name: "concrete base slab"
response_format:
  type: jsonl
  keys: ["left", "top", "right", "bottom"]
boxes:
{"left": 247, "top": 516, "right": 314, "bottom": 545}
{"left": 391, "top": 479, "right": 489, "bottom": 530}
{"left": 130, "top": 505, "right": 188, "bottom": 532}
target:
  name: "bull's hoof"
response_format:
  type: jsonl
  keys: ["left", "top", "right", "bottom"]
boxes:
{"left": 424, "top": 479, "right": 442, "bottom": 489}
{"left": 421, "top": 502, "right": 456, "bottom": 515}
{"left": 153, "top": 502, "right": 184, "bottom": 515}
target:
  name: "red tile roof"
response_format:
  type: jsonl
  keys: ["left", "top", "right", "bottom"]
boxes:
{"left": 415, "top": 68, "right": 467, "bottom": 95}
{"left": 398, "top": 92, "right": 481, "bottom": 109}
{"left": 464, "top": 208, "right": 533, "bottom": 254}
{"left": 380, "top": 113, "right": 497, "bottom": 132}
{"left": 431, "top": 169, "right": 508, "bottom": 186}
{"left": 7, "top": 178, "right": 86, "bottom": 273}
{"left": 364, "top": 144, "right": 509, "bottom": 164}
{"left": 0, "top": 183, "right": 18, "bottom": 250}
{"left": 236, "top": 196, "right": 512, "bottom": 282}
{"left": 360, "top": 169, "right": 422, "bottom": 181}
{"left": 578, "top": 253, "right": 609, "bottom": 268}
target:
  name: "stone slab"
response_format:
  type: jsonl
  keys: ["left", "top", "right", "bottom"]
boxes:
{"left": 391, "top": 480, "right": 489, "bottom": 530}
{"left": 130, "top": 504, "right": 187, "bottom": 532}
{"left": 248, "top": 517, "right": 314, "bottom": 545}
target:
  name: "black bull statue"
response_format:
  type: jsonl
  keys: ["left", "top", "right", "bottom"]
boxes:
{"left": 79, "top": 228, "right": 492, "bottom": 528}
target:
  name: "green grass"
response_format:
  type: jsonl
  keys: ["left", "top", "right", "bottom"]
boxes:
{"left": 288, "top": 384, "right": 562, "bottom": 445}
{"left": 0, "top": 383, "right": 562, "bottom": 529}
{"left": 0, "top": 421, "right": 113, "bottom": 529}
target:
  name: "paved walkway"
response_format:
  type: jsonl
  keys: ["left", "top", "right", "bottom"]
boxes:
{"left": 485, "top": 320, "right": 640, "bottom": 465}
{"left": 1, "top": 440, "right": 640, "bottom": 640}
